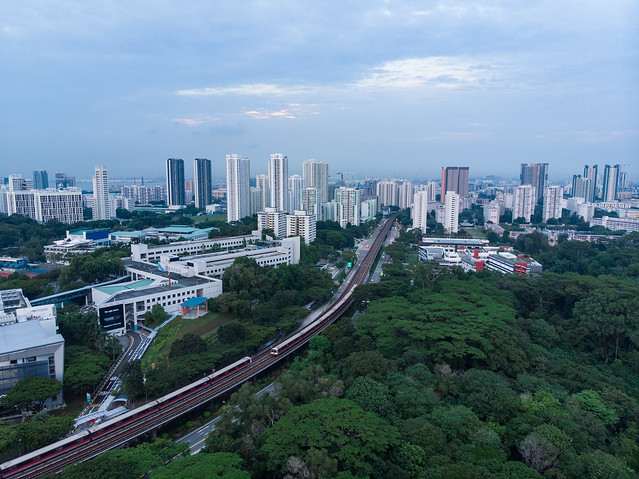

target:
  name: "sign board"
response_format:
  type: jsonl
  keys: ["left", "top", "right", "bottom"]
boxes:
{"left": 99, "top": 304, "right": 125, "bottom": 331}
{"left": 86, "top": 393, "right": 91, "bottom": 403}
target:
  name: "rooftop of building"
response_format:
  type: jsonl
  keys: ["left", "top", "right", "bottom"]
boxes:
{"left": 123, "top": 260, "right": 218, "bottom": 288}
{"left": 110, "top": 231, "right": 146, "bottom": 237}
{"left": 67, "top": 228, "right": 108, "bottom": 235}
{"left": 0, "top": 319, "right": 64, "bottom": 354}
{"left": 420, "top": 238, "right": 487, "bottom": 246}
{"left": 94, "top": 279, "right": 155, "bottom": 295}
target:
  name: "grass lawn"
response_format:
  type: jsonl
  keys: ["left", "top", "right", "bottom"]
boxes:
{"left": 192, "top": 214, "right": 226, "bottom": 223}
{"left": 406, "top": 252, "right": 419, "bottom": 264}
{"left": 142, "top": 312, "right": 232, "bottom": 369}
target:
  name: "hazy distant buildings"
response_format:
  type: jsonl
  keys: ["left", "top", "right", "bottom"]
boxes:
{"left": 571, "top": 175, "right": 591, "bottom": 200}
{"left": 256, "top": 174, "right": 270, "bottom": 210}
{"left": 288, "top": 174, "right": 304, "bottom": 212}
{"left": 335, "top": 187, "right": 360, "bottom": 227}
{"left": 376, "top": 180, "right": 399, "bottom": 207}
{"left": 520, "top": 163, "right": 548, "bottom": 203}
{"left": 398, "top": 181, "right": 414, "bottom": 210}
{"left": 193, "top": 158, "right": 212, "bottom": 209}
{"left": 583, "top": 164, "right": 598, "bottom": 202}
{"left": 444, "top": 191, "right": 459, "bottom": 233}
{"left": 268, "top": 154, "right": 288, "bottom": 213}
{"left": 226, "top": 154, "right": 250, "bottom": 222}
{"left": 54, "top": 172, "right": 75, "bottom": 189}
{"left": 32, "top": 170, "right": 49, "bottom": 189}
{"left": 441, "top": 167, "right": 469, "bottom": 202}
{"left": 602, "top": 164, "right": 620, "bottom": 201}
{"left": 514, "top": 185, "right": 535, "bottom": 223}
{"left": 92, "top": 165, "right": 111, "bottom": 220}
{"left": 303, "top": 160, "right": 329, "bottom": 203}
{"left": 543, "top": 186, "right": 564, "bottom": 222}
{"left": 166, "top": 158, "right": 185, "bottom": 207}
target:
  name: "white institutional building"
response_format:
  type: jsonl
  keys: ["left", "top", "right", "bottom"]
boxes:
{"left": 1, "top": 187, "right": 83, "bottom": 224}
{"left": 226, "top": 154, "right": 250, "bottom": 222}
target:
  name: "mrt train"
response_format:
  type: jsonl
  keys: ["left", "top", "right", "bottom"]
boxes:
{"left": 0, "top": 356, "right": 252, "bottom": 479}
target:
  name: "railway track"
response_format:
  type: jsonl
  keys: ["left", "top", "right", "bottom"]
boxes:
{"left": 1, "top": 215, "right": 396, "bottom": 478}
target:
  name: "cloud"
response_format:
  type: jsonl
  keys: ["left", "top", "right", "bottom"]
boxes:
{"left": 351, "top": 56, "right": 502, "bottom": 91}
{"left": 573, "top": 129, "right": 639, "bottom": 143}
{"left": 172, "top": 116, "right": 218, "bottom": 126}
{"left": 177, "top": 83, "right": 312, "bottom": 97}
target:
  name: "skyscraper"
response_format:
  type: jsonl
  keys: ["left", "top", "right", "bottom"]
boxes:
{"left": 543, "top": 186, "right": 564, "bottom": 222}
{"left": 166, "top": 158, "right": 185, "bottom": 206}
{"left": 193, "top": 158, "right": 212, "bottom": 209}
{"left": 33, "top": 171, "right": 49, "bottom": 189}
{"left": 602, "top": 164, "right": 620, "bottom": 202}
{"left": 226, "top": 154, "right": 250, "bottom": 222}
{"left": 376, "top": 180, "right": 399, "bottom": 207}
{"left": 92, "top": 165, "right": 111, "bottom": 220}
{"left": 303, "top": 160, "right": 329, "bottom": 203}
{"left": 268, "top": 153, "right": 288, "bottom": 212}
{"left": 520, "top": 163, "right": 548, "bottom": 203}
{"left": 441, "top": 167, "right": 469, "bottom": 202}
{"left": 571, "top": 175, "right": 591, "bottom": 200}
{"left": 443, "top": 191, "right": 459, "bottom": 233}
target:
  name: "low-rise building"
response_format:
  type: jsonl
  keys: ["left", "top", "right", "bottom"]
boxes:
{"left": 0, "top": 290, "right": 64, "bottom": 408}
{"left": 44, "top": 228, "right": 111, "bottom": 264}
{"left": 130, "top": 232, "right": 261, "bottom": 263}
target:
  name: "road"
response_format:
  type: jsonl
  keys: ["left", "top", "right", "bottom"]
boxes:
{"left": 0, "top": 216, "right": 396, "bottom": 479}
{"left": 176, "top": 383, "right": 276, "bottom": 454}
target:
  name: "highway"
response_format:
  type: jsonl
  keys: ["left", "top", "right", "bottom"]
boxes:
{"left": 0, "top": 215, "right": 395, "bottom": 479}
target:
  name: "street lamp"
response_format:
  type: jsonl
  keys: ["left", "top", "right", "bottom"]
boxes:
{"left": 17, "top": 437, "right": 22, "bottom": 456}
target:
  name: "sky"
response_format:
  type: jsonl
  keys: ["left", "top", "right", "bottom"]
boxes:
{"left": 1, "top": 1, "right": 637, "bottom": 183}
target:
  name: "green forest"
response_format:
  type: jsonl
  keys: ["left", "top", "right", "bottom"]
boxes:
{"left": 55, "top": 233, "right": 639, "bottom": 478}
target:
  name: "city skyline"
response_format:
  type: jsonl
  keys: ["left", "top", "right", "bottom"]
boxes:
{"left": 1, "top": 2, "right": 637, "bottom": 180}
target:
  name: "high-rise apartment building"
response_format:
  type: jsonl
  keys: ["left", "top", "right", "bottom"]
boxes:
{"left": 303, "top": 160, "right": 329, "bottom": 204}
{"left": 166, "top": 158, "right": 185, "bottom": 207}
{"left": 302, "top": 187, "right": 320, "bottom": 216}
{"left": 571, "top": 175, "right": 591, "bottom": 200}
{"left": 268, "top": 154, "right": 289, "bottom": 213}
{"left": 602, "top": 164, "right": 620, "bottom": 202}
{"left": 226, "top": 154, "right": 250, "bottom": 222}
{"left": 193, "top": 158, "right": 212, "bottom": 209}
{"left": 441, "top": 167, "right": 469, "bottom": 202}
{"left": 257, "top": 207, "right": 287, "bottom": 239}
{"left": 520, "top": 163, "right": 548, "bottom": 203}
{"left": 513, "top": 185, "right": 535, "bottom": 223}
{"left": 443, "top": 191, "right": 459, "bottom": 233}
{"left": 256, "top": 174, "right": 270, "bottom": 210}
{"left": 483, "top": 202, "right": 501, "bottom": 224}
{"left": 412, "top": 191, "right": 430, "bottom": 233}
{"left": 286, "top": 210, "right": 317, "bottom": 245}
{"left": 288, "top": 175, "right": 304, "bottom": 212}
{"left": 398, "top": 181, "right": 414, "bottom": 210}
{"left": 33, "top": 171, "right": 49, "bottom": 189}
{"left": 543, "top": 186, "right": 564, "bottom": 222}
{"left": 2, "top": 189, "right": 82, "bottom": 223}
{"left": 583, "top": 164, "right": 598, "bottom": 202}
{"left": 335, "top": 187, "right": 360, "bottom": 227}
{"left": 376, "top": 180, "right": 399, "bottom": 207}
{"left": 92, "top": 165, "right": 111, "bottom": 220}
{"left": 54, "top": 172, "right": 75, "bottom": 189}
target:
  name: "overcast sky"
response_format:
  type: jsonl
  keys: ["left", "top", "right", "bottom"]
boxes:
{"left": 1, "top": 1, "right": 637, "bottom": 182}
